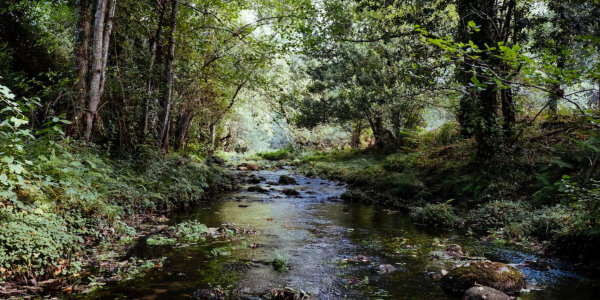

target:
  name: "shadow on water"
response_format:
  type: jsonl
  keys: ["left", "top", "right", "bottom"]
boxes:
{"left": 76, "top": 168, "right": 600, "bottom": 299}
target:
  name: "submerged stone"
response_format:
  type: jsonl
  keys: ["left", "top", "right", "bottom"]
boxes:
{"left": 248, "top": 186, "right": 269, "bottom": 193}
{"left": 464, "top": 285, "right": 510, "bottom": 300}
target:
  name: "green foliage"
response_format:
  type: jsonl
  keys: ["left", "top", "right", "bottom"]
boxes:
{"left": 0, "top": 83, "right": 231, "bottom": 282}
{"left": 146, "top": 235, "right": 176, "bottom": 246}
{"left": 0, "top": 211, "right": 79, "bottom": 278}
{"left": 174, "top": 220, "right": 209, "bottom": 242}
{"left": 384, "top": 152, "right": 421, "bottom": 172}
{"left": 259, "top": 145, "right": 295, "bottom": 160}
{"left": 420, "top": 122, "right": 462, "bottom": 147}
{"left": 272, "top": 252, "right": 289, "bottom": 272}
{"left": 409, "top": 203, "right": 458, "bottom": 227}
{"left": 466, "top": 201, "right": 532, "bottom": 232}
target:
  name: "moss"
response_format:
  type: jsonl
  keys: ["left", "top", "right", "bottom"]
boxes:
{"left": 440, "top": 262, "right": 526, "bottom": 294}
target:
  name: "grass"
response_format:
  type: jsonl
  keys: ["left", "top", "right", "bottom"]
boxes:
{"left": 258, "top": 145, "right": 295, "bottom": 161}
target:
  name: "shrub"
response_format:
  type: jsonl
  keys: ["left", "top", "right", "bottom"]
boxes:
{"left": 409, "top": 203, "right": 458, "bottom": 227}
{"left": 272, "top": 252, "right": 289, "bottom": 272}
{"left": 466, "top": 200, "right": 532, "bottom": 231}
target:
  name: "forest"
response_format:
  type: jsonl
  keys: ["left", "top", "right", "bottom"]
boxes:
{"left": 1, "top": 0, "right": 600, "bottom": 299}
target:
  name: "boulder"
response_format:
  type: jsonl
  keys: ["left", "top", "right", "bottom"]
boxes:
{"left": 282, "top": 189, "right": 300, "bottom": 196}
{"left": 377, "top": 264, "right": 398, "bottom": 274}
{"left": 278, "top": 175, "right": 297, "bottom": 185}
{"left": 440, "top": 261, "right": 525, "bottom": 295}
{"left": 248, "top": 186, "right": 269, "bottom": 193}
{"left": 237, "top": 163, "right": 260, "bottom": 171}
{"left": 246, "top": 163, "right": 260, "bottom": 171}
{"left": 445, "top": 244, "right": 464, "bottom": 258}
{"left": 248, "top": 177, "right": 262, "bottom": 184}
{"left": 463, "top": 285, "right": 510, "bottom": 300}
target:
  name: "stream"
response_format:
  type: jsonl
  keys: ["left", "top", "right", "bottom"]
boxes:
{"left": 78, "top": 167, "right": 600, "bottom": 299}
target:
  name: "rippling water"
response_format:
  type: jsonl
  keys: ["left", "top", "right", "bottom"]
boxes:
{"left": 77, "top": 168, "right": 600, "bottom": 299}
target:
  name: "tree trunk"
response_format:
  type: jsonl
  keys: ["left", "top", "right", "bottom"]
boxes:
{"left": 456, "top": 0, "right": 501, "bottom": 157}
{"left": 549, "top": 53, "right": 566, "bottom": 117}
{"left": 98, "top": 0, "right": 116, "bottom": 100}
{"left": 174, "top": 107, "right": 194, "bottom": 151}
{"left": 351, "top": 121, "right": 362, "bottom": 148}
{"left": 367, "top": 115, "right": 386, "bottom": 149}
{"left": 84, "top": 0, "right": 108, "bottom": 142}
{"left": 501, "top": 87, "right": 516, "bottom": 143}
{"left": 158, "top": 0, "right": 178, "bottom": 152}
{"left": 209, "top": 123, "right": 216, "bottom": 151}
{"left": 140, "top": 1, "right": 167, "bottom": 141}
{"left": 72, "top": 0, "right": 92, "bottom": 138}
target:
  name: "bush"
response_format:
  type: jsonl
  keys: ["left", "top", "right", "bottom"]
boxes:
{"left": 410, "top": 203, "right": 458, "bottom": 227}
{"left": 466, "top": 200, "right": 531, "bottom": 231}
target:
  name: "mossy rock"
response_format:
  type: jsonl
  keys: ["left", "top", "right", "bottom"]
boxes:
{"left": 464, "top": 285, "right": 510, "bottom": 300}
{"left": 440, "top": 261, "right": 525, "bottom": 294}
{"left": 282, "top": 189, "right": 300, "bottom": 196}
{"left": 248, "top": 186, "right": 269, "bottom": 193}
{"left": 278, "top": 175, "right": 297, "bottom": 185}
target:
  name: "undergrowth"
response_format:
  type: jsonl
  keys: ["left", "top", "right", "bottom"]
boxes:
{"left": 295, "top": 116, "right": 600, "bottom": 262}
{"left": 0, "top": 84, "right": 232, "bottom": 284}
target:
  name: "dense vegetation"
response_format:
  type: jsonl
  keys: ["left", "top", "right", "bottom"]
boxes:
{"left": 1, "top": 0, "right": 600, "bottom": 294}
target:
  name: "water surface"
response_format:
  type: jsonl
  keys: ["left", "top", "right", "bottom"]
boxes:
{"left": 80, "top": 168, "right": 600, "bottom": 299}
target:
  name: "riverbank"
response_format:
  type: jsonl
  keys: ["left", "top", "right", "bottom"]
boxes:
{"left": 0, "top": 142, "right": 235, "bottom": 297}
{"left": 63, "top": 166, "right": 600, "bottom": 299}
{"left": 259, "top": 118, "right": 600, "bottom": 267}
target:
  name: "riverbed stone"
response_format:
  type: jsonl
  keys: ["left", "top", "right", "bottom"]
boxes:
{"left": 463, "top": 285, "right": 510, "bottom": 300}
{"left": 248, "top": 186, "right": 269, "bottom": 193}
{"left": 283, "top": 188, "right": 300, "bottom": 196}
{"left": 445, "top": 244, "right": 464, "bottom": 258}
{"left": 278, "top": 175, "right": 297, "bottom": 185}
{"left": 440, "top": 261, "right": 526, "bottom": 294}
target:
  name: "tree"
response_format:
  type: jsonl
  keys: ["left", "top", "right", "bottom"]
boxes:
{"left": 84, "top": 0, "right": 116, "bottom": 142}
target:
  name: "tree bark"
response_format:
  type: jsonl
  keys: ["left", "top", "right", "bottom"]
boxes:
{"left": 73, "top": 0, "right": 92, "bottom": 138}
{"left": 174, "top": 107, "right": 194, "bottom": 151}
{"left": 549, "top": 53, "right": 565, "bottom": 117}
{"left": 501, "top": 87, "right": 516, "bottom": 142}
{"left": 158, "top": 0, "right": 178, "bottom": 152}
{"left": 98, "top": 0, "right": 116, "bottom": 100}
{"left": 84, "top": 0, "right": 108, "bottom": 142}
{"left": 351, "top": 121, "right": 362, "bottom": 148}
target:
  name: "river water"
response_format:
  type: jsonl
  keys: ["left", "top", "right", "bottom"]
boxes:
{"left": 80, "top": 168, "right": 600, "bottom": 299}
